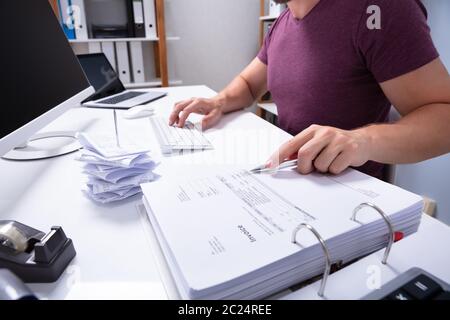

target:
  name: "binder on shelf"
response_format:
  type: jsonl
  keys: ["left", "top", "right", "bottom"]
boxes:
{"left": 116, "top": 42, "right": 131, "bottom": 84}
{"left": 58, "top": 0, "right": 76, "bottom": 40}
{"left": 125, "top": 0, "right": 136, "bottom": 38}
{"left": 88, "top": 42, "right": 101, "bottom": 54}
{"left": 71, "top": 0, "right": 88, "bottom": 40}
{"left": 142, "top": 0, "right": 157, "bottom": 38}
{"left": 269, "top": 1, "right": 287, "bottom": 17}
{"left": 264, "top": 22, "right": 273, "bottom": 38}
{"left": 132, "top": 0, "right": 146, "bottom": 38}
{"left": 129, "top": 42, "right": 146, "bottom": 83}
{"left": 101, "top": 42, "right": 117, "bottom": 71}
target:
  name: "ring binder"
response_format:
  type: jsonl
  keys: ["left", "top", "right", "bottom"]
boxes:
{"left": 351, "top": 202, "right": 395, "bottom": 264}
{"left": 291, "top": 223, "right": 331, "bottom": 297}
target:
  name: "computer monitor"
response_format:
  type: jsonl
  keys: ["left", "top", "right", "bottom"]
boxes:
{"left": 0, "top": 0, "right": 95, "bottom": 160}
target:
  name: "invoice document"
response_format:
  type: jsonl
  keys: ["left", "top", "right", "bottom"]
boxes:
{"left": 141, "top": 167, "right": 423, "bottom": 299}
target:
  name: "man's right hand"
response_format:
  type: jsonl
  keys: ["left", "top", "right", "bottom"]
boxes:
{"left": 169, "top": 97, "right": 223, "bottom": 130}
{"left": 168, "top": 58, "right": 267, "bottom": 130}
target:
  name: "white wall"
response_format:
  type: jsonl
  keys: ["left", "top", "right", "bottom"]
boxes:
{"left": 165, "top": 0, "right": 261, "bottom": 92}
{"left": 395, "top": 0, "right": 450, "bottom": 225}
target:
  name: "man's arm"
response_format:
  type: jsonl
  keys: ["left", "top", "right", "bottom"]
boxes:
{"left": 216, "top": 57, "right": 268, "bottom": 114}
{"left": 365, "top": 58, "right": 450, "bottom": 163}
{"left": 169, "top": 58, "right": 267, "bottom": 128}
{"left": 268, "top": 58, "right": 450, "bottom": 174}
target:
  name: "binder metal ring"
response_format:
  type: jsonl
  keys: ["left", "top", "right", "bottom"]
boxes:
{"left": 351, "top": 202, "right": 394, "bottom": 264}
{"left": 291, "top": 223, "right": 331, "bottom": 298}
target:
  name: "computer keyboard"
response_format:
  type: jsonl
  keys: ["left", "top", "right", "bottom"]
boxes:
{"left": 149, "top": 116, "right": 213, "bottom": 154}
{"left": 98, "top": 91, "right": 145, "bottom": 105}
{"left": 363, "top": 268, "right": 450, "bottom": 300}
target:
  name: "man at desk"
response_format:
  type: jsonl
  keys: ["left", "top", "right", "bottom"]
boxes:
{"left": 169, "top": 0, "right": 450, "bottom": 180}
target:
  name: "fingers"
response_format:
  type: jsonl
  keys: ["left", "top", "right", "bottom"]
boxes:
{"left": 177, "top": 100, "right": 201, "bottom": 128}
{"left": 169, "top": 99, "right": 193, "bottom": 125}
{"left": 296, "top": 136, "right": 330, "bottom": 174}
{"left": 312, "top": 144, "right": 343, "bottom": 173}
{"left": 328, "top": 151, "right": 353, "bottom": 174}
{"left": 201, "top": 109, "right": 221, "bottom": 131}
{"left": 268, "top": 125, "right": 366, "bottom": 176}
{"left": 171, "top": 98, "right": 210, "bottom": 128}
{"left": 268, "top": 126, "right": 316, "bottom": 167}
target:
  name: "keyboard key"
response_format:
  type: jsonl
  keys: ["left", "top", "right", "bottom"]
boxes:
{"left": 403, "top": 274, "right": 443, "bottom": 300}
{"left": 385, "top": 289, "right": 414, "bottom": 301}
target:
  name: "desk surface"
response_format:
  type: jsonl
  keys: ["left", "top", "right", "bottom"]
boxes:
{"left": 0, "top": 85, "right": 448, "bottom": 299}
{"left": 0, "top": 85, "right": 290, "bottom": 299}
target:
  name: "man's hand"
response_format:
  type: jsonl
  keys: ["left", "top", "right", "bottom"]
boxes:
{"left": 268, "top": 125, "right": 373, "bottom": 175}
{"left": 169, "top": 97, "right": 223, "bottom": 130}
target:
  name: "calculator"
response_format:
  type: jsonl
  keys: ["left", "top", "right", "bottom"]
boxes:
{"left": 363, "top": 267, "right": 450, "bottom": 300}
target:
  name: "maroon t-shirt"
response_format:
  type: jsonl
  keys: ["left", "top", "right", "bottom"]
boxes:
{"left": 258, "top": 0, "right": 439, "bottom": 179}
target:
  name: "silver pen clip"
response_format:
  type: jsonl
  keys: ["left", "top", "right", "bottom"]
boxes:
{"left": 250, "top": 159, "right": 298, "bottom": 174}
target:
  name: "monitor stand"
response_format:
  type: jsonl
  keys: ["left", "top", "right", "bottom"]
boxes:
{"left": 1, "top": 131, "right": 81, "bottom": 161}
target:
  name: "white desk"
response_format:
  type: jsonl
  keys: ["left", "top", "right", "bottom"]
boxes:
{"left": 0, "top": 85, "right": 289, "bottom": 299}
{"left": 0, "top": 85, "right": 449, "bottom": 299}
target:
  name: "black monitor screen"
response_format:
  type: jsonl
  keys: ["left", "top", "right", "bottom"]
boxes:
{"left": 0, "top": 0, "right": 90, "bottom": 140}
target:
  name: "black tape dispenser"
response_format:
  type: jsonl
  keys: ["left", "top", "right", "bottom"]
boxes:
{"left": 0, "top": 220, "right": 76, "bottom": 282}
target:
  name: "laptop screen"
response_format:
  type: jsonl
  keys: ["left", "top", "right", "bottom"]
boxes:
{"left": 77, "top": 53, "right": 125, "bottom": 96}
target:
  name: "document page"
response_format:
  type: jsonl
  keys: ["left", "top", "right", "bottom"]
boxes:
{"left": 141, "top": 167, "right": 423, "bottom": 295}
{"left": 176, "top": 171, "right": 316, "bottom": 235}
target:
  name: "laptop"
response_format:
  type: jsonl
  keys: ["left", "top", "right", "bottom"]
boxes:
{"left": 77, "top": 53, "right": 167, "bottom": 109}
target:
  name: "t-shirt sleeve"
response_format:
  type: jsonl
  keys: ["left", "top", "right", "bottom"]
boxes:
{"left": 357, "top": 0, "right": 439, "bottom": 83}
{"left": 257, "top": 32, "right": 270, "bottom": 65}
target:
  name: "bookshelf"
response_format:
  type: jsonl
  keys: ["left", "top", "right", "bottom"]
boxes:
{"left": 257, "top": 0, "right": 278, "bottom": 120}
{"left": 68, "top": 36, "right": 180, "bottom": 43}
{"left": 49, "top": 0, "right": 177, "bottom": 88}
{"left": 259, "top": 15, "right": 280, "bottom": 22}
{"left": 124, "top": 79, "right": 182, "bottom": 89}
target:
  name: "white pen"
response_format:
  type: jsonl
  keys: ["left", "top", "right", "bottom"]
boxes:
{"left": 250, "top": 159, "right": 298, "bottom": 174}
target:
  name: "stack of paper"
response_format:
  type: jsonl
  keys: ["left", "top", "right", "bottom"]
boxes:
{"left": 77, "top": 133, "right": 157, "bottom": 203}
{"left": 141, "top": 167, "right": 423, "bottom": 299}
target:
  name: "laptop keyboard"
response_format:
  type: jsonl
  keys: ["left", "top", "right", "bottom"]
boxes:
{"left": 98, "top": 91, "right": 145, "bottom": 105}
